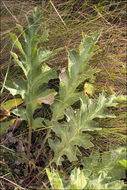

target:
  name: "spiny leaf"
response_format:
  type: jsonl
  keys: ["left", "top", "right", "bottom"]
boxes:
{"left": 38, "top": 47, "right": 62, "bottom": 63}
{"left": 6, "top": 7, "right": 61, "bottom": 128}
{"left": 46, "top": 168, "right": 64, "bottom": 189}
{"left": 46, "top": 148, "right": 126, "bottom": 190}
{"left": 113, "top": 95, "right": 127, "bottom": 103}
{"left": 10, "top": 33, "right": 24, "bottom": 55}
{"left": 51, "top": 31, "right": 101, "bottom": 121}
{"left": 82, "top": 146, "right": 126, "bottom": 180}
{"left": 69, "top": 168, "right": 87, "bottom": 190}
{"left": 11, "top": 51, "right": 27, "bottom": 77}
{"left": 25, "top": 8, "right": 41, "bottom": 41}
{"left": 16, "top": 24, "right": 25, "bottom": 39}
{"left": 5, "top": 78, "right": 27, "bottom": 99}
{"left": 49, "top": 93, "right": 120, "bottom": 165}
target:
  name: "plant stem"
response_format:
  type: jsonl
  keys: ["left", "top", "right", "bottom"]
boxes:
{"left": 25, "top": 157, "right": 55, "bottom": 188}
{"left": 26, "top": 119, "right": 32, "bottom": 170}
{"left": 29, "top": 129, "right": 51, "bottom": 175}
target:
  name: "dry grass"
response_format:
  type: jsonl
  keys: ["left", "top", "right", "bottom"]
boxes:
{"left": 0, "top": 0, "right": 126, "bottom": 133}
{"left": 0, "top": 0, "right": 126, "bottom": 127}
{"left": 0, "top": 0, "right": 126, "bottom": 188}
{"left": 1, "top": 0, "right": 126, "bottom": 122}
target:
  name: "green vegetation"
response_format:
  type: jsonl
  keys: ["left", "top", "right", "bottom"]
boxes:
{"left": 46, "top": 147, "right": 126, "bottom": 189}
{"left": 0, "top": 1, "right": 126, "bottom": 189}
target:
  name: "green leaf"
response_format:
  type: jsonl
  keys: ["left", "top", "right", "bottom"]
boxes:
{"left": 118, "top": 160, "right": 127, "bottom": 169}
{"left": 49, "top": 93, "right": 119, "bottom": 165}
{"left": 5, "top": 78, "right": 27, "bottom": 99}
{"left": 46, "top": 168, "right": 64, "bottom": 189}
{"left": 113, "top": 95, "right": 127, "bottom": 103}
{"left": 10, "top": 33, "right": 24, "bottom": 55}
{"left": 7, "top": 7, "right": 60, "bottom": 123}
{"left": 86, "top": 92, "right": 117, "bottom": 119}
{"left": 82, "top": 146, "right": 126, "bottom": 180}
{"left": 69, "top": 168, "right": 87, "bottom": 190}
{"left": 38, "top": 47, "right": 62, "bottom": 63}
{"left": 46, "top": 159, "right": 125, "bottom": 190}
{"left": 16, "top": 24, "right": 25, "bottom": 39}
{"left": 31, "top": 65, "right": 58, "bottom": 92}
{"left": 51, "top": 31, "right": 101, "bottom": 121}
{"left": 1, "top": 98, "right": 23, "bottom": 110}
{"left": 86, "top": 172, "right": 125, "bottom": 190}
{"left": 51, "top": 91, "right": 82, "bottom": 120}
{"left": 32, "top": 117, "right": 44, "bottom": 130}
{"left": 12, "top": 107, "right": 26, "bottom": 121}
{"left": 25, "top": 8, "right": 41, "bottom": 42}
{"left": 11, "top": 51, "right": 27, "bottom": 77}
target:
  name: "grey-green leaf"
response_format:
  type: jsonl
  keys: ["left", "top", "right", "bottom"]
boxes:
{"left": 32, "top": 117, "right": 44, "bottom": 130}
{"left": 46, "top": 168, "right": 64, "bottom": 189}
{"left": 49, "top": 93, "right": 120, "bottom": 165}
{"left": 10, "top": 33, "right": 25, "bottom": 55}
{"left": 51, "top": 31, "right": 101, "bottom": 121}
{"left": 5, "top": 78, "right": 27, "bottom": 99}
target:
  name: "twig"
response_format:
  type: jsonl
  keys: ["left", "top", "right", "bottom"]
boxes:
{"left": 50, "top": 0, "right": 68, "bottom": 30}
{"left": 0, "top": 176, "right": 26, "bottom": 190}
{"left": 2, "top": 1, "right": 19, "bottom": 23}
{"left": 28, "top": 129, "right": 51, "bottom": 176}
{"left": 25, "top": 158, "right": 55, "bottom": 188}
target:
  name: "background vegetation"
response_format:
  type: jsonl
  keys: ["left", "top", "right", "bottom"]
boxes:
{"left": 0, "top": 0, "right": 126, "bottom": 189}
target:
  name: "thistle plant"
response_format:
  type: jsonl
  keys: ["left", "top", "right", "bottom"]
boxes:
{"left": 51, "top": 30, "right": 101, "bottom": 121}
{"left": 46, "top": 147, "right": 126, "bottom": 190}
{"left": 49, "top": 93, "right": 124, "bottom": 165}
{"left": 5, "top": 8, "right": 61, "bottom": 168}
{"left": 4, "top": 7, "right": 126, "bottom": 172}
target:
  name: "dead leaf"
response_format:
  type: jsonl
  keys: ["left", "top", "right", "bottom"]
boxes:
{"left": 38, "top": 94, "right": 56, "bottom": 105}
{"left": 59, "top": 67, "right": 67, "bottom": 84}
{"left": 0, "top": 109, "right": 10, "bottom": 122}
